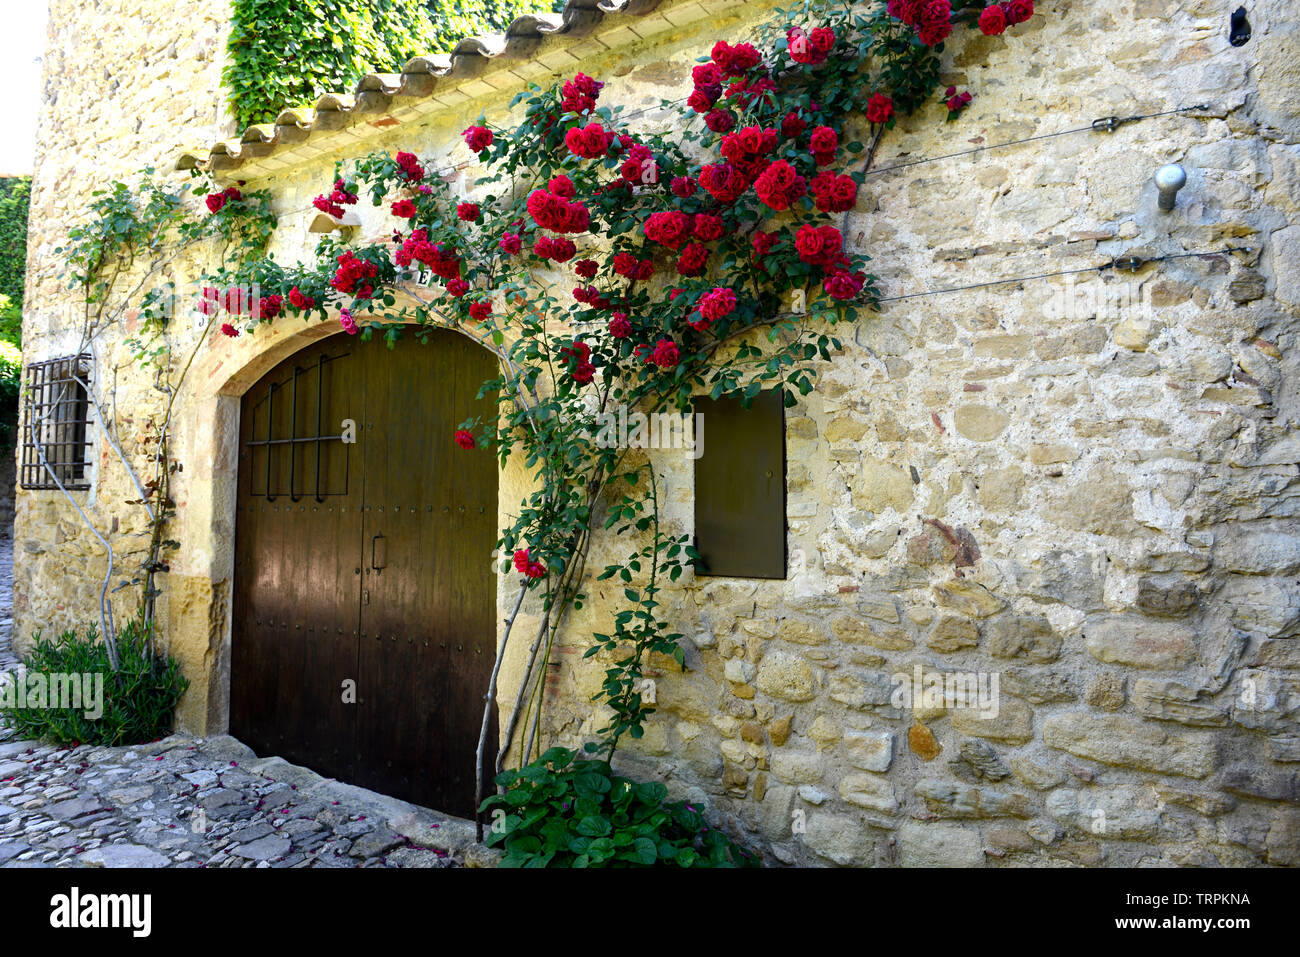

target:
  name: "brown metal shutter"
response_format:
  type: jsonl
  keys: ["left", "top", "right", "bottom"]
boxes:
{"left": 693, "top": 389, "right": 787, "bottom": 579}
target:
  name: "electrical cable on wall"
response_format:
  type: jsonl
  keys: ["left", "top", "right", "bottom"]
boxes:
{"left": 284, "top": 101, "right": 1215, "bottom": 220}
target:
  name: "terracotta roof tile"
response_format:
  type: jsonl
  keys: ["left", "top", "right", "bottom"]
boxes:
{"left": 179, "top": 0, "right": 740, "bottom": 178}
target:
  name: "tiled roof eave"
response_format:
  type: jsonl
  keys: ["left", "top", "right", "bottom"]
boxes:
{"left": 177, "top": 0, "right": 739, "bottom": 180}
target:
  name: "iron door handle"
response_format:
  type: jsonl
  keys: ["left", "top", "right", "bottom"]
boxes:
{"left": 372, "top": 534, "right": 387, "bottom": 572}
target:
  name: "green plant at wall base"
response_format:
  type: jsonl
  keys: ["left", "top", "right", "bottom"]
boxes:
{"left": 223, "top": 0, "right": 566, "bottom": 129}
{"left": 481, "top": 747, "right": 757, "bottom": 866}
{"left": 0, "top": 618, "right": 190, "bottom": 746}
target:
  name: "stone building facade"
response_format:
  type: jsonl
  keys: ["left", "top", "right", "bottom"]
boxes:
{"left": 16, "top": 0, "right": 1300, "bottom": 865}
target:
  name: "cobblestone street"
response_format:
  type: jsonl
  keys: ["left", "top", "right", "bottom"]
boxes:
{"left": 0, "top": 537, "right": 491, "bottom": 868}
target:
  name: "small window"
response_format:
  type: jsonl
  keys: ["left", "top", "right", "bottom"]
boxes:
{"left": 693, "top": 389, "right": 787, "bottom": 579}
{"left": 21, "top": 354, "right": 93, "bottom": 491}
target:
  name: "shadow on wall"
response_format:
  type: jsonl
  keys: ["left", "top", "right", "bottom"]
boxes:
{"left": 0, "top": 445, "right": 13, "bottom": 539}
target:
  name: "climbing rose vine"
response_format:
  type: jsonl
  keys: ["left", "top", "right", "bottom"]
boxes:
{"left": 209, "top": 1, "right": 1042, "bottom": 776}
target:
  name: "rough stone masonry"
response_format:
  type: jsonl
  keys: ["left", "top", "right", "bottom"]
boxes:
{"left": 14, "top": 0, "right": 1300, "bottom": 865}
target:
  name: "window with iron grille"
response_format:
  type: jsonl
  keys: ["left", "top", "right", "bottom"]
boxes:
{"left": 21, "top": 354, "right": 94, "bottom": 491}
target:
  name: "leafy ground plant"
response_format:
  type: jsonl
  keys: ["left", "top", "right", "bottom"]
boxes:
{"left": 481, "top": 746, "right": 759, "bottom": 867}
{"left": 0, "top": 618, "right": 189, "bottom": 746}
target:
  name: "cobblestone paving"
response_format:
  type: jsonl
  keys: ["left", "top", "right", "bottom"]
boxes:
{"left": 0, "top": 537, "right": 494, "bottom": 868}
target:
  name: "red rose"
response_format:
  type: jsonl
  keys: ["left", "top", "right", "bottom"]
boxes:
{"left": 809, "top": 126, "right": 838, "bottom": 165}
{"left": 609, "top": 313, "right": 632, "bottom": 338}
{"left": 699, "top": 162, "right": 750, "bottom": 204}
{"left": 455, "top": 429, "right": 476, "bottom": 450}
{"left": 206, "top": 193, "right": 227, "bottom": 214}
{"left": 676, "top": 243, "right": 709, "bottom": 277}
{"left": 575, "top": 259, "right": 598, "bottom": 280}
{"left": 705, "top": 109, "right": 736, "bottom": 133}
{"left": 824, "top": 269, "right": 866, "bottom": 300}
{"left": 651, "top": 338, "right": 680, "bottom": 369}
{"left": 698, "top": 286, "right": 737, "bottom": 322}
{"left": 612, "top": 252, "right": 639, "bottom": 277}
{"left": 1002, "top": 0, "right": 1033, "bottom": 25}
{"left": 396, "top": 151, "right": 424, "bottom": 181}
{"left": 560, "top": 71, "right": 604, "bottom": 113}
{"left": 751, "top": 230, "right": 778, "bottom": 261}
{"left": 535, "top": 236, "right": 577, "bottom": 263}
{"left": 549, "top": 175, "right": 576, "bottom": 199}
{"left": 468, "top": 300, "right": 491, "bottom": 321}
{"left": 979, "top": 5, "right": 1007, "bottom": 34}
{"left": 562, "top": 203, "right": 590, "bottom": 234}
{"left": 457, "top": 202, "right": 480, "bottom": 222}
{"left": 313, "top": 195, "right": 344, "bottom": 218}
{"left": 722, "top": 125, "right": 778, "bottom": 163}
{"left": 565, "top": 123, "right": 613, "bottom": 159}
{"left": 794, "top": 223, "right": 843, "bottom": 267}
{"left": 888, "top": 0, "right": 924, "bottom": 24}
{"left": 288, "top": 286, "right": 315, "bottom": 310}
{"left": 692, "top": 62, "right": 722, "bottom": 87}
{"left": 865, "top": 93, "right": 894, "bottom": 125}
{"left": 916, "top": 0, "right": 953, "bottom": 45}
{"left": 447, "top": 278, "right": 470, "bottom": 297}
{"left": 788, "top": 26, "right": 833, "bottom": 65}
{"left": 692, "top": 214, "right": 725, "bottom": 243}
{"left": 671, "top": 176, "right": 697, "bottom": 198}
{"left": 687, "top": 88, "right": 716, "bottom": 114}
{"left": 463, "top": 125, "right": 493, "bottom": 153}
{"left": 811, "top": 171, "right": 858, "bottom": 213}
{"left": 339, "top": 309, "right": 359, "bottom": 335}
{"left": 781, "top": 112, "right": 807, "bottom": 139}
{"left": 332, "top": 250, "right": 380, "bottom": 295}
{"left": 391, "top": 199, "right": 417, "bottom": 218}
{"left": 221, "top": 322, "right": 239, "bottom": 337}
{"left": 712, "top": 41, "right": 761, "bottom": 76}
{"left": 500, "top": 233, "right": 522, "bottom": 255}
{"left": 753, "top": 160, "right": 806, "bottom": 211}
{"left": 222, "top": 287, "right": 247, "bottom": 315}
{"left": 258, "top": 294, "right": 283, "bottom": 320}
{"left": 643, "top": 210, "right": 693, "bottom": 249}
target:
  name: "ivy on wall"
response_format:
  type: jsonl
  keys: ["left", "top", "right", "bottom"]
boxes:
{"left": 0, "top": 175, "right": 30, "bottom": 445}
{"left": 0, "top": 176, "right": 31, "bottom": 346}
{"left": 224, "top": 0, "right": 566, "bottom": 129}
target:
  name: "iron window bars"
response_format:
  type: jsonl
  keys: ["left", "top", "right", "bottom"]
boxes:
{"left": 21, "top": 354, "right": 94, "bottom": 491}
{"left": 245, "top": 351, "right": 352, "bottom": 502}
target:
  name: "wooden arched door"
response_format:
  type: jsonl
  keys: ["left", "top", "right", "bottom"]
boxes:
{"left": 231, "top": 328, "right": 498, "bottom": 817}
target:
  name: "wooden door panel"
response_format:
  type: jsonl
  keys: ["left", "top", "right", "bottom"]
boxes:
{"left": 356, "top": 331, "right": 498, "bottom": 817}
{"left": 232, "top": 337, "right": 363, "bottom": 784}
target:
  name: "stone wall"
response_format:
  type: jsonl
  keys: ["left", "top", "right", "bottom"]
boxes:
{"left": 15, "top": 0, "right": 231, "bottom": 657}
{"left": 17, "top": 0, "right": 1300, "bottom": 866}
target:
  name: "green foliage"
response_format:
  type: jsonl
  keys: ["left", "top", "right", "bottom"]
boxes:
{"left": 224, "top": 0, "right": 565, "bottom": 129}
{"left": 481, "top": 747, "right": 758, "bottom": 867}
{"left": 0, "top": 334, "right": 19, "bottom": 447}
{"left": 0, "top": 176, "right": 30, "bottom": 341}
{"left": 0, "top": 618, "right": 190, "bottom": 746}
{"left": 57, "top": 170, "right": 186, "bottom": 304}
